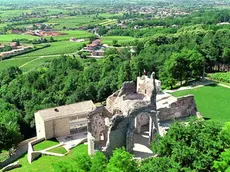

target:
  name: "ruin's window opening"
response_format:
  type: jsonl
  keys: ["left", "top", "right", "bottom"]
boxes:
{"left": 132, "top": 114, "right": 153, "bottom": 158}
{"left": 100, "top": 133, "right": 104, "bottom": 141}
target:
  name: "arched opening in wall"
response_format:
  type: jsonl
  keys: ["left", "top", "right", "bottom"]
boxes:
{"left": 96, "top": 131, "right": 107, "bottom": 150}
{"left": 113, "top": 108, "right": 123, "bottom": 116}
{"left": 132, "top": 113, "right": 154, "bottom": 158}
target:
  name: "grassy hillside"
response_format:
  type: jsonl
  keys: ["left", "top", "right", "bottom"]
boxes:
{"left": 11, "top": 144, "right": 87, "bottom": 172}
{"left": 172, "top": 85, "right": 230, "bottom": 124}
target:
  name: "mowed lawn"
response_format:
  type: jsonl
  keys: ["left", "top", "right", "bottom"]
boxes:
{"left": 102, "top": 36, "right": 136, "bottom": 45}
{"left": 12, "top": 144, "right": 87, "bottom": 172}
{"left": 172, "top": 85, "right": 230, "bottom": 124}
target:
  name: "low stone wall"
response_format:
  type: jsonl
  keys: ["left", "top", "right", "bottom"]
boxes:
{"left": 0, "top": 137, "right": 36, "bottom": 169}
{"left": 158, "top": 95, "right": 197, "bottom": 122}
{"left": 27, "top": 138, "right": 45, "bottom": 164}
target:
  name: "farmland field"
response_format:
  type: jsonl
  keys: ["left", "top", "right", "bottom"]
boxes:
{"left": 18, "top": 41, "right": 87, "bottom": 57}
{"left": 172, "top": 85, "right": 230, "bottom": 124}
{"left": 20, "top": 56, "right": 61, "bottom": 72}
{"left": 0, "top": 41, "right": 86, "bottom": 72}
{"left": 0, "top": 34, "right": 38, "bottom": 43}
{"left": 0, "top": 57, "right": 37, "bottom": 71}
{"left": 47, "top": 15, "right": 96, "bottom": 29}
{"left": 102, "top": 36, "right": 136, "bottom": 45}
{"left": 48, "top": 30, "right": 93, "bottom": 41}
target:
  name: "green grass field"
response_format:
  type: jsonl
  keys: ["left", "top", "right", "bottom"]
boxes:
{"left": 20, "top": 56, "right": 60, "bottom": 72}
{"left": 47, "top": 146, "right": 67, "bottom": 154}
{"left": 0, "top": 10, "right": 32, "bottom": 19}
{"left": 102, "top": 36, "right": 136, "bottom": 45}
{"left": 33, "top": 140, "right": 59, "bottom": 151}
{"left": 0, "top": 38, "right": 86, "bottom": 72}
{"left": 12, "top": 144, "right": 87, "bottom": 172}
{"left": 0, "top": 34, "right": 38, "bottom": 43}
{"left": 19, "top": 41, "right": 86, "bottom": 57}
{"left": 0, "top": 57, "right": 37, "bottom": 71}
{"left": 47, "top": 16, "right": 95, "bottom": 29}
{"left": 172, "top": 85, "right": 230, "bottom": 124}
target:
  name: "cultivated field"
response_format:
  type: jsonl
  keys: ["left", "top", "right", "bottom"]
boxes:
{"left": 172, "top": 85, "right": 230, "bottom": 124}
{"left": 102, "top": 36, "right": 136, "bottom": 45}
{"left": 0, "top": 41, "right": 86, "bottom": 72}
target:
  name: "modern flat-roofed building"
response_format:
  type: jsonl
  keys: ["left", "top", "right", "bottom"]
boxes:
{"left": 35, "top": 100, "right": 96, "bottom": 139}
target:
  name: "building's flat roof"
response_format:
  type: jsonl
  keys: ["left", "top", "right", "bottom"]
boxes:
{"left": 36, "top": 100, "right": 96, "bottom": 121}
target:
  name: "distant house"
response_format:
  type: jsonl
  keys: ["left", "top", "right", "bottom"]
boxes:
{"left": 87, "top": 44, "right": 98, "bottom": 50}
{"left": 11, "top": 29, "right": 24, "bottom": 34}
{"left": 0, "top": 44, "right": 5, "bottom": 50}
{"left": 92, "top": 39, "right": 101, "bottom": 46}
{"left": 9, "top": 42, "right": 17, "bottom": 49}
{"left": 70, "top": 37, "right": 77, "bottom": 42}
{"left": 92, "top": 50, "right": 105, "bottom": 56}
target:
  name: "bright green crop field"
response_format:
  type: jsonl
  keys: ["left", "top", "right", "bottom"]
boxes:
{"left": 0, "top": 34, "right": 38, "bottom": 43}
{"left": 102, "top": 36, "right": 136, "bottom": 45}
{"left": 172, "top": 85, "right": 230, "bottom": 124}
{"left": 0, "top": 57, "right": 37, "bottom": 71}
{"left": 0, "top": 41, "right": 86, "bottom": 72}
{"left": 20, "top": 56, "right": 60, "bottom": 72}
{"left": 19, "top": 41, "right": 87, "bottom": 57}
{"left": 47, "top": 16, "right": 95, "bottom": 29}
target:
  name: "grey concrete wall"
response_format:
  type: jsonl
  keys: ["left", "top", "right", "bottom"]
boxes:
{"left": 35, "top": 113, "right": 45, "bottom": 139}
{"left": 54, "top": 118, "right": 70, "bottom": 137}
{"left": 27, "top": 138, "right": 45, "bottom": 164}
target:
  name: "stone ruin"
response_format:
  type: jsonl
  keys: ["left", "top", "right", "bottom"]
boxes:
{"left": 87, "top": 73, "right": 198, "bottom": 156}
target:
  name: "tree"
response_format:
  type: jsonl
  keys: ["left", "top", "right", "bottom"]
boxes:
{"left": 74, "top": 153, "right": 92, "bottom": 171}
{"left": 140, "top": 157, "right": 180, "bottom": 172}
{"left": 107, "top": 148, "right": 138, "bottom": 172}
{"left": 112, "top": 39, "right": 118, "bottom": 46}
{"left": 0, "top": 123, "right": 22, "bottom": 152}
{"left": 213, "top": 149, "right": 230, "bottom": 172}
{"left": 50, "top": 37, "right": 55, "bottom": 42}
{"left": 90, "top": 152, "right": 107, "bottom": 172}
{"left": 152, "top": 119, "right": 226, "bottom": 171}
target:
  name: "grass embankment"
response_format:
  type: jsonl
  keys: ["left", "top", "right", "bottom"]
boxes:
{"left": 47, "top": 146, "right": 67, "bottom": 154}
{"left": 12, "top": 144, "right": 87, "bottom": 172}
{"left": 33, "top": 139, "right": 59, "bottom": 151}
{"left": 208, "top": 72, "right": 230, "bottom": 87}
{"left": 172, "top": 85, "right": 230, "bottom": 124}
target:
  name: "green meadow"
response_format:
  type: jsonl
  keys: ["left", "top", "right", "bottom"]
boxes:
{"left": 102, "top": 36, "right": 136, "bottom": 45}
{"left": 11, "top": 144, "right": 87, "bottom": 172}
{"left": 172, "top": 85, "right": 230, "bottom": 124}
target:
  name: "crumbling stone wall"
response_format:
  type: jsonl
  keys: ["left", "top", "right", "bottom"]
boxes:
{"left": 103, "top": 115, "right": 130, "bottom": 156}
{"left": 88, "top": 106, "right": 112, "bottom": 149}
{"left": 158, "top": 95, "right": 197, "bottom": 122}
